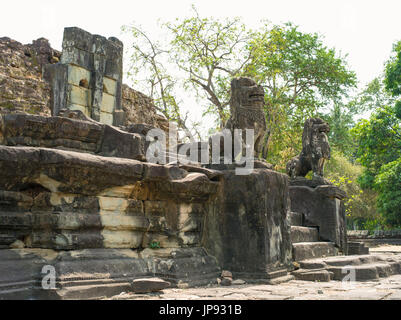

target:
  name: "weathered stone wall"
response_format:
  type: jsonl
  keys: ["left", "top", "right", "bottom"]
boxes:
{"left": 0, "top": 37, "right": 168, "bottom": 130}
{"left": 122, "top": 84, "right": 169, "bottom": 131}
{"left": 202, "top": 168, "right": 293, "bottom": 280}
{"left": 0, "top": 37, "right": 59, "bottom": 116}
{"left": 0, "top": 145, "right": 220, "bottom": 250}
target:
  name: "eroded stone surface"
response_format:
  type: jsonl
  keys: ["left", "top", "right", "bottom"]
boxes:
{"left": 0, "top": 36, "right": 168, "bottom": 131}
{"left": 203, "top": 168, "right": 292, "bottom": 280}
{"left": 0, "top": 146, "right": 218, "bottom": 250}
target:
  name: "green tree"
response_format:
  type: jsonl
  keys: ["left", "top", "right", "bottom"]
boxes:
{"left": 321, "top": 103, "right": 355, "bottom": 158}
{"left": 349, "top": 77, "right": 395, "bottom": 114}
{"left": 165, "top": 7, "right": 254, "bottom": 128}
{"left": 245, "top": 23, "right": 356, "bottom": 166}
{"left": 122, "top": 23, "right": 194, "bottom": 133}
{"left": 325, "top": 150, "right": 378, "bottom": 229}
{"left": 124, "top": 11, "right": 356, "bottom": 168}
{"left": 324, "top": 78, "right": 395, "bottom": 161}
{"left": 351, "top": 41, "right": 401, "bottom": 227}
{"left": 375, "top": 158, "right": 401, "bottom": 227}
{"left": 385, "top": 41, "right": 401, "bottom": 121}
{"left": 385, "top": 40, "right": 401, "bottom": 97}
{"left": 352, "top": 105, "right": 401, "bottom": 189}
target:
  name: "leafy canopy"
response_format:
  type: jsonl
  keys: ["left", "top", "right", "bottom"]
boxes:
{"left": 245, "top": 23, "right": 356, "bottom": 165}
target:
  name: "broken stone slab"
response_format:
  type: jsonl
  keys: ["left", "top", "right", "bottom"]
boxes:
{"left": 232, "top": 279, "right": 246, "bottom": 285}
{"left": 131, "top": 278, "right": 171, "bottom": 294}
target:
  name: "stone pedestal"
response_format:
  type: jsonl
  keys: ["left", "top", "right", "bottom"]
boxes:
{"left": 289, "top": 182, "right": 348, "bottom": 254}
{"left": 202, "top": 168, "right": 292, "bottom": 280}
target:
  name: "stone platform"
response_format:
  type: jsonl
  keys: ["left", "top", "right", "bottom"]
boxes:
{"left": 0, "top": 247, "right": 220, "bottom": 300}
{"left": 0, "top": 114, "right": 294, "bottom": 299}
{"left": 0, "top": 135, "right": 225, "bottom": 299}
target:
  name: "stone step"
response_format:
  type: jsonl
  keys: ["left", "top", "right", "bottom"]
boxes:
{"left": 266, "top": 274, "right": 295, "bottom": 285}
{"left": 57, "top": 282, "right": 132, "bottom": 300}
{"left": 266, "top": 269, "right": 289, "bottom": 279}
{"left": 292, "top": 242, "right": 337, "bottom": 261}
{"left": 289, "top": 212, "right": 303, "bottom": 227}
{"left": 291, "top": 226, "right": 319, "bottom": 243}
{"left": 300, "top": 253, "right": 398, "bottom": 268}
{"left": 292, "top": 269, "right": 333, "bottom": 282}
{"left": 293, "top": 259, "right": 401, "bottom": 283}
{"left": 328, "top": 263, "right": 399, "bottom": 281}
{"left": 295, "top": 254, "right": 401, "bottom": 282}
{"left": 347, "top": 242, "right": 370, "bottom": 255}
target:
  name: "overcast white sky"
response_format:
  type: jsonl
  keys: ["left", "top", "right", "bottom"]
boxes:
{"left": 1, "top": 0, "right": 400, "bottom": 132}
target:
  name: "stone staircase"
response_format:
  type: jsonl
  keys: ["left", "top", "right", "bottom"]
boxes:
{"left": 292, "top": 254, "right": 401, "bottom": 282}
{"left": 290, "top": 212, "right": 338, "bottom": 262}
{"left": 289, "top": 212, "right": 401, "bottom": 282}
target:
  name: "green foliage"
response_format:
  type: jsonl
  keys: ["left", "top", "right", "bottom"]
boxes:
{"left": 395, "top": 100, "right": 401, "bottom": 119}
{"left": 164, "top": 6, "right": 253, "bottom": 128}
{"left": 349, "top": 77, "right": 395, "bottom": 114}
{"left": 375, "top": 158, "right": 401, "bottom": 226}
{"left": 350, "top": 42, "right": 401, "bottom": 227}
{"left": 121, "top": 23, "right": 193, "bottom": 132}
{"left": 245, "top": 23, "right": 356, "bottom": 166}
{"left": 149, "top": 241, "right": 161, "bottom": 250}
{"left": 325, "top": 150, "right": 378, "bottom": 222}
{"left": 351, "top": 105, "right": 401, "bottom": 189}
{"left": 124, "top": 10, "right": 356, "bottom": 147}
{"left": 385, "top": 40, "right": 401, "bottom": 97}
{"left": 360, "top": 217, "right": 387, "bottom": 234}
{"left": 321, "top": 103, "right": 355, "bottom": 158}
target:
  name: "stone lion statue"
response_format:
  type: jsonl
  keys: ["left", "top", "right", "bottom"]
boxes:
{"left": 286, "top": 118, "right": 331, "bottom": 179}
{"left": 225, "top": 77, "right": 267, "bottom": 158}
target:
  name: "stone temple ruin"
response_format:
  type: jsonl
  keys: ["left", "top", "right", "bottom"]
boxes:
{"left": 0, "top": 27, "right": 400, "bottom": 299}
{"left": 44, "top": 27, "right": 125, "bottom": 126}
